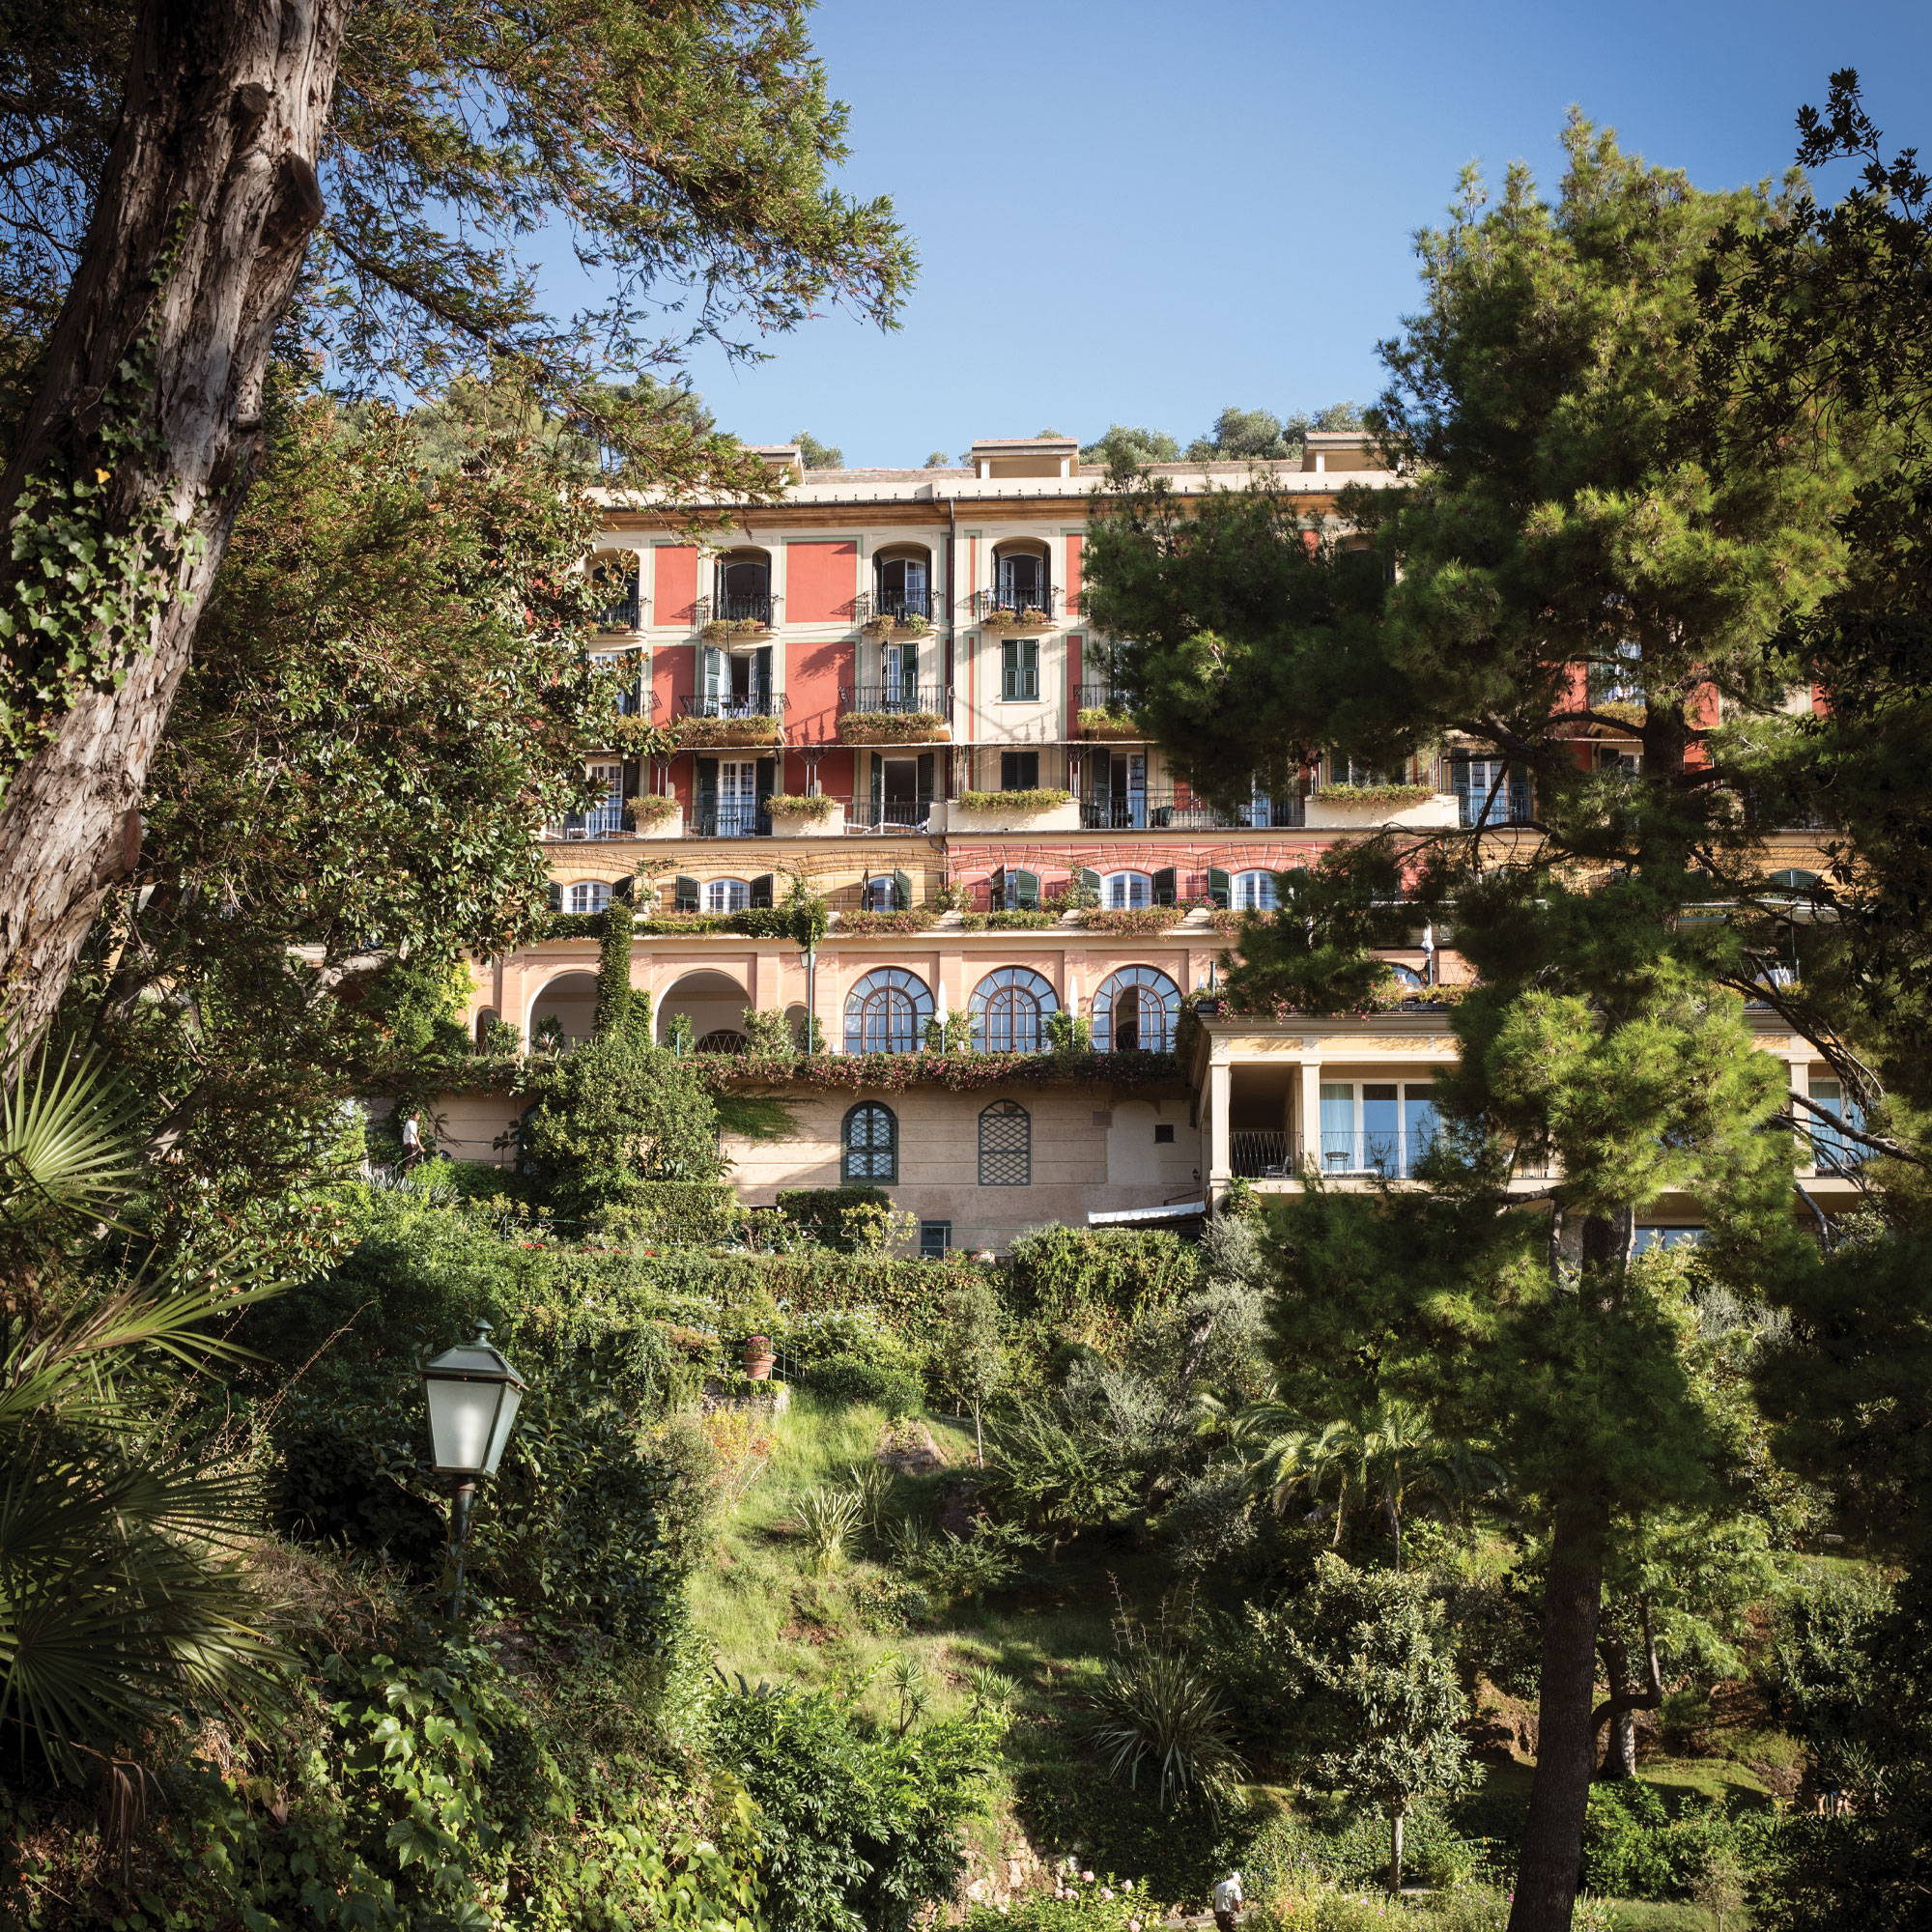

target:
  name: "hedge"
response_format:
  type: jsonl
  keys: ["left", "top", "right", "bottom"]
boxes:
{"left": 774, "top": 1186, "right": 895, "bottom": 1253}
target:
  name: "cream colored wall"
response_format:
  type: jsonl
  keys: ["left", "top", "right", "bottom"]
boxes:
{"left": 723, "top": 1085, "right": 1203, "bottom": 1252}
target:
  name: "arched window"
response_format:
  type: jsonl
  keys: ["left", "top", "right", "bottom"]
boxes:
{"left": 874, "top": 546, "right": 932, "bottom": 622}
{"left": 993, "top": 867, "right": 1040, "bottom": 911}
{"left": 1100, "top": 869, "right": 1153, "bottom": 910}
{"left": 568, "top": 880, "right": 611, "bottom": 915}
{"left": 704, "top": 877, "right": 751, "bottom": 913}
{"left": 474, "top": 1008, "right": 499, "bottom": 1047}
{"left": 714, "top": 548, "right": 772, "bottom": 625}
{"left": 1768, "top": 868, "right": 1821, "bottom": 893}
{"left": 978, "top": 1101, "right": 1032, "bottom": 1186}
{"left": 844, "top": 968, "right": 934, "bottom": 1054}
{"left": 842, "top": 1101, "right": 898, "bottom": 1182}
{"left": 970, "top": 967, "right": 1059, "bottom": 1053}
{"left": 1093, "top": 966, "right": 1180, "bottom": 1054}
{"left": 863, "top": 873, "right": 904, "bottom": 912}
{"left": 1232, "top": 869, "right": 1277, "bottom": 911}
{"left": 698, "top": 1028, "right": 748, "bottom": 1054}
{"left": 1386, "top": 963, "right": 1424, "bottom": 989}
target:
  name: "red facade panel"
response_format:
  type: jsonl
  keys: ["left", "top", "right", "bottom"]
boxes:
{"left": 1065, "top": 531, "right": 1084, "bottom": 611}
{"left": 654, "top": 544, "right": 699, "bottom": 626}
{"left": 786, "top": 540, "right": 858, "bottom": 623}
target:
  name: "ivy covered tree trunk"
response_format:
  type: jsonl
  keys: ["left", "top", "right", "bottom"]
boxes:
{"left": 0, "top": 0, "right": 345, "bottom": 1040}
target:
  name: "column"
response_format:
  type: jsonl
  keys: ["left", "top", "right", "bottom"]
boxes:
{"left": 1208, "top": 1060, "right": 1232, "bottom": 1188}
{"left": 1298, "top": 1058, "right": 1322, "bottom": 1171}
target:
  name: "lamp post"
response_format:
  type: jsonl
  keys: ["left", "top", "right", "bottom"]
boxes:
{"left": 421, "top": 1321, "right": 527, "bottom": 1619}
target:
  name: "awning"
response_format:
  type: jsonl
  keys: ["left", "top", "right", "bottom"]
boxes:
{"left": 1087, "top": 1201, "right": 1207, "bottom": 1226}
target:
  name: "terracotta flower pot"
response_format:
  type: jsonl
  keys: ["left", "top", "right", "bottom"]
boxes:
{"left": 744, "top": 1334, "right": 775, "bottom": 1381}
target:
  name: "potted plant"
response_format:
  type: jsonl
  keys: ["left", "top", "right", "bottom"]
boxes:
{"left": 626, "top": 792, "right": 680, "bottom": 831}
{"left": 744, "top": 1333, "right": 775, "bottom": 1380}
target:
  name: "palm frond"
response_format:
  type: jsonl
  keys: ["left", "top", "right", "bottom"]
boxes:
{"left": 0, "top": 1038, "right": 145, "bottom": 1235}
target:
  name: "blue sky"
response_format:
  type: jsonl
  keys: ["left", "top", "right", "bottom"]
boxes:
{"left": 622, "top": 0, "right": 1932, "bottom": 468}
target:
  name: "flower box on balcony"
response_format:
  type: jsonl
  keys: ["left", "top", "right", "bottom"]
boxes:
{"left": 1304, "top": 783, "right": 1459, "bottom": 831}
{"left": 625, "top": 793, "right": 684, "bottom": 838}
{"left": 676, "top": 713, "right": 781, "bottom": 749}
{"left": 838, "top": 710, "right": 949, "bottom": 746}
{"left": 1081, "top": 906, "right": 1187, "bottom": 935}
{"left": 1077, "top": 705, "right": 1141, "bottom": 740}
{"left": 766, "top": 794, "right": 846, "bottom": 838}
{"left": 701, "top": 616, "right": 772, "bottom": 643}
{"left": 861, "top": 612, "right": 931, "bottom": 638}
{"left": 833, "top": 909, "right": 929, "bottom": 935}
{"left": 943, "top": 788, "right": 1079, "bottom": 833}
{"left": 980, "top": 606, "right": 1051, "bottom": 634}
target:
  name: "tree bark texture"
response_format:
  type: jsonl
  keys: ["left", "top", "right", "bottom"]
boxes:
{"left": 0, "top": 0, "right": 346, "bottom": 1041}
{"left": 1593, "top": 1612, "right": 1662, "bottom": 1781}
{"left": 1508, "top": 1489, "right": 1611, "bottom": 1932}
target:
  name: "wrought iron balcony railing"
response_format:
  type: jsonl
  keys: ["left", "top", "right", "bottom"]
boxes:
{"left": 840, "top": 684, "right": 952, "bottom": 716}
{"left": 1080, "top": 788, "right": 1306, "bottom": 831}
{"left": 1230, "top": 1128, "right": 1440, "bottom": 1180}
{"left": 696, "top": 591, "right": 776, "bottom": 631}
{"left": 594, "top": 592, "right": 641, "bottom": 632}
{"left": 691, "top": 800, "right": 771, "bottom": 838}
{"left": 973, "top": 583, "right": 1059, "bottom": 624}
{"left": 678, "top": 690, "right": 784, "bottom": 721}
{"left": 857, "top": 586, "right": 937, "bottom": 623}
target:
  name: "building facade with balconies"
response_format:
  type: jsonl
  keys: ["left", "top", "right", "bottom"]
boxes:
{"left": 436, "top": 431, "right": 1838, "bottom": 1254}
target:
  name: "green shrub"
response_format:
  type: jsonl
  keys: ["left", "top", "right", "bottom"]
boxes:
{"left": 776, "top": 1185, "right": 895, "bottom": 1253}
{"left": 962, "top": 1871, "right": 1152, "bottom": 1928}
{"left": 1247, "top": 1800, "right": 1482, "bottom": 1894}
{"left": 709, "top": 1682, "right": 1002, "bottom": 1932}
{"left": 799, "top": 1352, "right": 925, "bottom": 1413}
{"left": 587, "top": 1181, "right": 746, "bottom": 1247}
{"left": 1007, "top": 1224, "right": 1202, "bottom": 1320}
{"left": 1013, "top": 1766, "right": 1256, "bottom": 1906}
{"left": 1580, "top": 1778, "right": 1783, "bottom": 1903}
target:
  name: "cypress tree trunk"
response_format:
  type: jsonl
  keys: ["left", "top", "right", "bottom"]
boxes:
{"left": 1508, "top": 1488, "right": 1610, "bottom": 1932}
{"left": 0, "top": 0, "right": 346, "bottom": 1040}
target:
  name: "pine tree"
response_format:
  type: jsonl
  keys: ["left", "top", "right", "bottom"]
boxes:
{"left": 1088, "top": 118, "right": 1859, "bottom": 1932}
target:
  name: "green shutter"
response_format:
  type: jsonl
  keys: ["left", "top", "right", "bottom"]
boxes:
{"left": 1153, "top": 867, "right": 1177, "bottom": 907}
{"left": 1077, "top": 867, "right": 1101, "bottom": 900}
{"left": 750, "top": 873, "right": 774, "bottom": 909}
{"left": 1011, "top": 867, "right": 1039, "bottom": 909}
{"left": 990, "top": 865, "right": 1007, "bottom": 911}
{"left": 916, "top": 752, "right": 935, "bottom": 801}
{"left": 674, "top": 874, "right": 699, "bottom": 912}
{"left": 892, "top": 869, "right": 913, "bottom": 913}
{"left": 696, "top": 759, "right": 718, "bottom": 834}
{"left": 1208, "top": 867, "right": 1231, "bottom": 909}
{"left": 612, "top": 875, "right": 635, "bottom": 905}
{"left": 754, "top": 644, "right": 774, "bottom": 711}
{"left": 1001, "top": 639, "right": 1017, "bottom": 699}
{"left": 868, "top": 755, "right": 883, "bottom": 826}
{"left": 701, "top": 645, "right": 724, "bottom": 705}
{"left": 547, "top": 881, "right": 562, "bottom": 912}
{"left": 755, "top": 757, "right": 777, "bottom": 813}
{"left": 902, "top": 639, "right": 918, "bottom": 694}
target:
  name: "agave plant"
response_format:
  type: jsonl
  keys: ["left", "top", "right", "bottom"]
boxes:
{"left": 0, "top": 1034, "right": 288, "bottom": 1777}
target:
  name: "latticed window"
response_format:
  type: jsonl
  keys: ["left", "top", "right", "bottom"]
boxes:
{"left": 978, "top": 1101, "right": 1032, "bottom": 1186}
{"left": 842, "top": 1101, "right": 897, "bottom": 1182}
{"left": 844, "top": 967, "right": 933, "bottom": 1053}
{"left": 970, "top": 966, "right": 1058, "bottom": 1053}
{"left": 568, "top": 880, "right": 611, "bottom": 914}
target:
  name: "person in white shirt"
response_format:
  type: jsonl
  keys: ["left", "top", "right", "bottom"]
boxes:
{"left": 400, "top": 1111, "right": 424, "bottom": 1167}
{"left": 1212, "top": 1870, "right": 1243, "bottom": 1929}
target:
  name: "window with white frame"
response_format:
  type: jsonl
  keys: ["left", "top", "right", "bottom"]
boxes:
{"left": 584, "top": 761, "right": 624, "bottom": 836}
{"left": 1101, "top": 869, "right": 1153, "bottom": 910}
{"left": 970, "top": 966, "right": 1059, "bottom": 1053}
{"left": 568, "top": 880, "right": 611, "bottom": 915}
{"left": 844, "top": 967, "right": 934, "bottom": 1054}
{"left": 863, "top": 874, "right": 903, "bottom": 912}
{"left": 1231, "top": 869, "right": 1277, "bottom": 911}
{"left": 704, "top": 878, "right": 750, "bottom": 913}
{"left": 1318, "top": 1081, "right": 1438, "bottom": 1177}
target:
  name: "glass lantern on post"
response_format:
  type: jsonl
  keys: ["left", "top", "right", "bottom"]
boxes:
{"left": 421, "top": 1321, "right": 527, "bottom": 1618}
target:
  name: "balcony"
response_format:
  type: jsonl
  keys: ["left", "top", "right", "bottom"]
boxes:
{"left": 676, "top": 690, "right": 784, "bottom": 748}
{"left": 1080, "top": 789, "right": 1307, "bottom": 831}
{"left": 691, "top": 800, "right": 771, "bottom": 838}
{"left": 858, "top": 588, "right": 936, "bottom": 634}
{"left": 838, "top": 686, "right": 952, "bottom": 745}
{"left": 1229, "top": 1131, "right": 1293, "bottom": 1178}
{"left": 974, "top": 585, "right": 1059, "bottom": 630}
{"left": 698, "top": 592, "right": 777, "bottom": 640}
{"left": 594, "top": 590, "right": 640, "bottom": 634}
{"left": 546, "top": 805, "right": 629, "bottom": 841}
{"left": 1075, "top": 685, "right": 1141, "bottom": 738}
